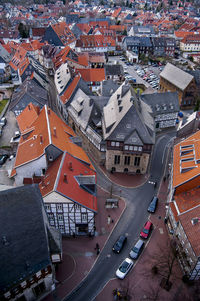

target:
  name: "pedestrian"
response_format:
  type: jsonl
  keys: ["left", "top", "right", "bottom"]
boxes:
{"left": 97, "top": 247, "right": 100, "bottom": 255}
{"left": 95, "top": 243, "right": 99, "bottom": 250}
{"left": 107, "top": 215, "right": 111, "bottom": 225}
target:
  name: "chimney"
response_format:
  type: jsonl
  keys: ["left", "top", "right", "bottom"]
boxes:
{"left": 40, "top": 135, "right": 43, "bottom": 144}
{"left": 63, "top": 173, "right": 67, "bottom": 182}
{"left": 47, "top": 108, "right": 50, "bottom": 115}
{"left": 53, "top": 127, "right": 57, "bottom": 137}
{"left": 28, "top": 104, "right": 31, "bottom": 110}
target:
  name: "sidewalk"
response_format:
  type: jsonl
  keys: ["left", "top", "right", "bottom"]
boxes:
{"left": 96, "top": 179, "right": 191, "bottom": 301}
{"left": 43, "top": 173, "right": 147, "bottom": 301}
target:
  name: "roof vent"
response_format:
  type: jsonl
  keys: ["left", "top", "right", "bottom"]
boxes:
{"left": 191, "top": 217, "right": 200, "bottom": 225}
{"left": 69, "top": 161, "right": 73, "bottom": 171}
{"left": 119, "top": 106, "right": 123, "bottom": 113}
{"left": 53, "top": 127, "right": 57, "bottom": 137}
{"left": 40, "top": 135, "right": 43, "bottom": 144}
{"left": 63, "top": 173, "right": 67, "bottom": 183}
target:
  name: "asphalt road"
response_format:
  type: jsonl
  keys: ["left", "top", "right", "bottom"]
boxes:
{"left": 65, "top": 130, "right": 176, "bottom": 301}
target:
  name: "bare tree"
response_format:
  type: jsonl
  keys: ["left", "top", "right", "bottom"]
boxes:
{"left": 150, "top": 239, "right": 179, "bottom": 291}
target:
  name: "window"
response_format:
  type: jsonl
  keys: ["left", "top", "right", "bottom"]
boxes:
{"left": 114, "top": 155, "right": 120, "bottom": 165}
{"left": 45, "top": 204, "right": 51, "bottom": 211}
{"left": 58, "top": 225, "right": 65, "bottom": 231}
{"left": 124, "top": 156, "right": 130, "bottom": 165}
{"left": 56, "top": 204, "right": 62, "bottom": 211}
{"left": 129, "top": 146, "right": 133, "bottom": 150}
{"left": 111, "top": 141, "right": 115, "bottom": 146}
{"left": 124, "top": 145, "right": 128, "bottom": 150}
{"left": 75, "top": 204, "right": 80, "bottom": 210}
{"left": 134, "top": 157, "right": 140, "bottom": 166}
{"left": 138, "top": 146, "right": 142, "bottom": 151}
{"left": 32, "top": 282, "right": 45, "bottom": 297}
{"left": 82, "top": 213, "right": 87, "bottom": 221}
{"left": 48, "top": 213, "right": 54, "bottom": 220}
{"left": 57, "top": 214, "right": 63, "bottom": 221}
{"left": 116, "top": 142, "right": 120, "bottom": 147}
{"left": 134, "top": 146, "right": 138, "bottom": 151}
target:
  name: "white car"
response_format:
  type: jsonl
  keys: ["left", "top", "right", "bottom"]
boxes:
{"left": 116, "top": 258, "right": 133, "bottom": 279}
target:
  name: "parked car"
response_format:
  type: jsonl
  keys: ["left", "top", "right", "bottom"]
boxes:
{"left": 112, "top": 235, "right": 127, "bottom": 253}
{"left": 129, "top": 239, "right": 145, "bottom": 259}
{"left": 0, "top": 154, "right": 8, "bottom": 165}
{"left": 140, "top": 220, "right": 153, "bottom": 239}
{"left": 0, "top": 117, "right": 7, "bottom": 127}
{"left": 116, "top": 257, "right": 133, "bottom": 279}
{"left": 148, "top": 196, "right": 158, "bottom": 213}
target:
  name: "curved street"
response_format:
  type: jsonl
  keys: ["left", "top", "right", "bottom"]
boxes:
{"left": 64, "top": 130, "right": 176, "bottom": 301}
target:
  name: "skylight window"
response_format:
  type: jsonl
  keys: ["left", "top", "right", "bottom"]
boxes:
{"left": 181, "top": 145, "right": 193, "bottom": 149}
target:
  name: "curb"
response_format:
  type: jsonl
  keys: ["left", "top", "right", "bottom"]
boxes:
{"left": 62, "top": 198, "right": 127, "bottom": 301}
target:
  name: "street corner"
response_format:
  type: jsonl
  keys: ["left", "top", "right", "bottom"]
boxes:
{"left": 55, "top": 253, "right": 76, "bottom": 284}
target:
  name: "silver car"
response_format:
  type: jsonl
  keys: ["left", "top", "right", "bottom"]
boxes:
{"left": 116, "top": 258, "right": 133, "bottom": 279}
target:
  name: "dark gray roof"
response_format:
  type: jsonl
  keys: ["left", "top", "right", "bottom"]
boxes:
{"left": 101, "top": 80, "right": 119, "bottom": 97}
{"left": 0, "top": 43, "right": 11, "bottom": 63}
{"left": 140, "top": 92, "right": 180, "bottom": 116}
{"left": 9, "top": 78, "right": 48, "bottom": 112}
{"left": 133, "top": 25, "right": 155, "bottom": 35}
{"left": 104, "top": 64, "right": 124, "bottom": 76}
{"left": 47, "top": 227, "right": 62, "bottom": 255}
{"left": 188, "top": 70, "right": 200, "bottom": 85}
{"left": 71, "top": 24, "right": 83, "bottom": 39}
{"left": 103, "top": 84, "right": 155, "bottom": 145}
{"left": 123, "top": 36, "right": 152, "bottom": 47}
{"left": 0, "top": 185, "right": 51, "bottom": 294}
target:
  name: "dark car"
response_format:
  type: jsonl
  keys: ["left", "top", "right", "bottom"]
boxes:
{"left": 140, "top": 221, "right": 153, "bottom": 239}
{"left": 112, "top": 235, "right": 127, "bottom": 253}
{"left": 0, "top": 154, "right": 8, "bottom": 165}
{"left": 148, "top": 197, "right": 158, "bottom": 213}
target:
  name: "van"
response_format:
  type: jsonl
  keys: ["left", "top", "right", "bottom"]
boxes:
{"left": 129, "top": 239, "right": 144, "bottom": 259}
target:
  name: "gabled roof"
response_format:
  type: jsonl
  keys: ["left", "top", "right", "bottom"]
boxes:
{"left": 160, "top": 63, "right": 194, "bottom": 91}
{"left": 77, "top": 68, "right": 105, "bottom": 82}
{"left": 9, "top": 78, "right": 48, "bottom": 114}
{"left": 173, "top": 130, "right": 200, "bottom": 188}
{"left": 9, "top": 45, "right": 27, "bottom": 71}
{"left": 39, "top": 152, "right": 97, "bottom": 212}
{"left": 0, "top": 185, "right": 51, "bottom": 294}
{"left": 102, "top": 83, "right": 155, "bottom": 145}
{"left": 14, "top": 104, "right": 92, "bottom": 169}
{"left": 141, "top": 92, "right": 179, "bottom": 116}
{"left": 60, "top": 75, "right": 81, "bottom": 105}
{"left": 51, "top": 22, "right": 76, "bottom": 46}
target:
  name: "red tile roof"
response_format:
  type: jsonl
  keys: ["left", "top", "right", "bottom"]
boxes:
{"left": 77, "top": 68, "right": 105, "bottom": 82}
{"left": 60, "top": 75, "right": 81, "bottom": 105}
{"left": 40, "top": 152, "right": 97, "bottom": 212}
{"left": 51, "top": 22, "right": 76, "bottom": 46}
{"left": 15, "top": 104, "right": 93, "bottom": 169}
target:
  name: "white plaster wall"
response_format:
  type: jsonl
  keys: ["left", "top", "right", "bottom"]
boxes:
{"left": 15, "top": 155, "right": 47, "bottom": 186}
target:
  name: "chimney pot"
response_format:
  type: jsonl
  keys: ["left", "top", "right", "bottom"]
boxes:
{"left": 48, "top": 108, "right": 50, "bottom": 115}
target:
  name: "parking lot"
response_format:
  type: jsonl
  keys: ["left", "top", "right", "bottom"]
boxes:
{"left": 108, "top": 55, "right": 162, "bottom": 91}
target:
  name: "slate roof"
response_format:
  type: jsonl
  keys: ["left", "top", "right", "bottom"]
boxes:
{"left": 102, "top": 83, "right": 155, "bottom": 145}
{"left": 0, "top": 185, "right": 51, "bottom": 294}
{"left": 104, "top": 64, "right": 124, "bottom": 76}
{"left": 141, "top": 92, "right": 179, "bottom": 116}
{"left": 0, "top": 43, "right": 11, "bottom": 63}
{"left": 160, "top": 63, "right": 194, "bottom": 91}
{"left": 101, "top": 79, "right": 119, "bottom": 97}
{"left": 9, "top": 78, "right": 48, "bottom": 113}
